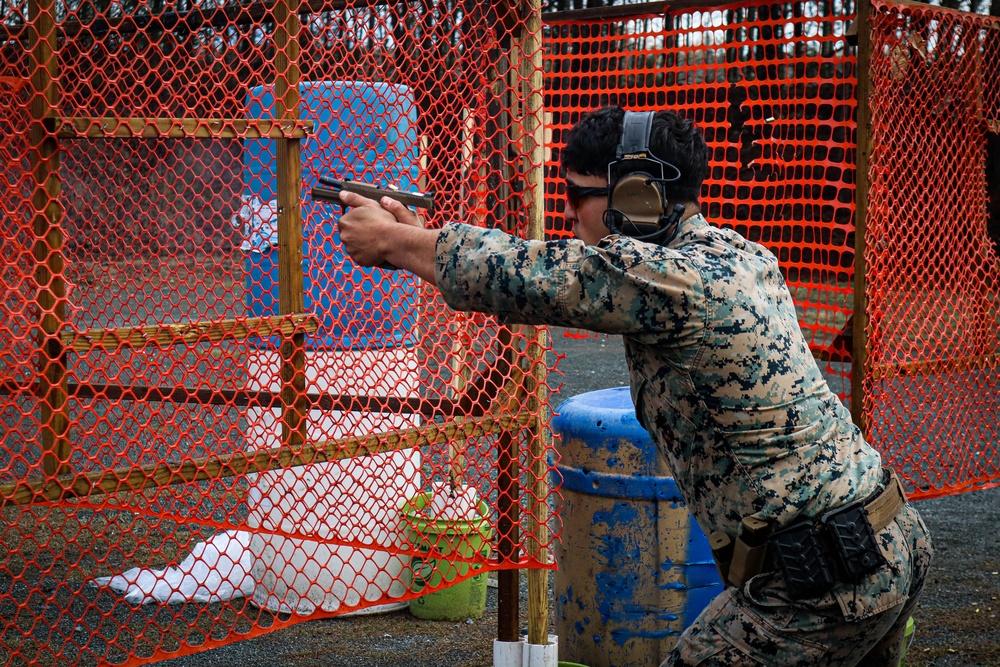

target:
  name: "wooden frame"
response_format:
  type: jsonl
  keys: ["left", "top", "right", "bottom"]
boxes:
{"left": 11, "top": 0, "right": 554, "bottom": 655}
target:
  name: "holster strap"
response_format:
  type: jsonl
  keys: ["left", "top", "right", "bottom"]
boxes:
{"left": 865, "top": 467, "right": 907, "bottom": 532}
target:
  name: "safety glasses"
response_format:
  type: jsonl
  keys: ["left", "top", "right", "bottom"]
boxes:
{"left": 565, "top": 183, "right": 609, "bottom": 209}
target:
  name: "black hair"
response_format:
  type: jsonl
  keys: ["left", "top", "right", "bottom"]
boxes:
{"left": 560, "top": 105, "right": 709, "bottom": 204}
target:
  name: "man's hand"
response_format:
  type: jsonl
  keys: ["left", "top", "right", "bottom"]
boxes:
{"left": 337, "top": 190, "right": 420, "bottom": 266}
{"left": 335, "top": 190, "right": 439, "bottom": 285}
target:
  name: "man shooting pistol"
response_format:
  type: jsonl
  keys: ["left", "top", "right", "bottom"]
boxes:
{"left": 328, "top": 106, "right": 933, "bottom": 667}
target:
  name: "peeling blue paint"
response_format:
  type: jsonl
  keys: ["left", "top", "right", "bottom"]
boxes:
{"left": 592, "top": 502, "right": 639, "bottom": 530}
{"left": 551, "top": 388, "right": 726, "bottom": 660}
{"left": 611, "top": 627, "right": 682, "bottom": 644}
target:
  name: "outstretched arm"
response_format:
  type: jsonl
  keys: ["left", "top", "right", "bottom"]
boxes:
{"left": 338, "top": 192, "right": 703, "bottom": 341}
{"left": 337, "top": 190, "right": 439, "bottom": 286}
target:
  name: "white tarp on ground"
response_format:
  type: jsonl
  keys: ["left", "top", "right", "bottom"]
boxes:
{"left": 93, "top": 348, "right": 424, "bottom": 615}
{"left": 92, "top": 475, "right": 479, "bottom": 609}
{"left": 94, "top": 530, "right": 257, "bottom": 605}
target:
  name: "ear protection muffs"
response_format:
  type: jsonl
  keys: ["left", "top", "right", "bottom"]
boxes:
{"left": 604, "top": 111, "right": 686, "bottom": 245}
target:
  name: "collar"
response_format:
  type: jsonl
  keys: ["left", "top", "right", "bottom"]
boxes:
{"left": 665, "top": 213, "right": 710, "bottom": 249}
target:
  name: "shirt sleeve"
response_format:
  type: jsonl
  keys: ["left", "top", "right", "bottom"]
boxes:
{"left": 433, "top": 223, "right": 706, "bottom": 342}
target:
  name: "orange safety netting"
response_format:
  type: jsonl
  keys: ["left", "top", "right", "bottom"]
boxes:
{"left": 544, "top": 1, "right": 858, "bottom": 394}
{"left": 1, "top": 1, "right": 552, "bottom": 665}
{"left": 543, "top": 0, "right": 999, "bottom": 500}
{"left": 4, "top": 0, "right": 1000, "bottom": 663}
{"left": 865, "top": 0, "right": 1000, "bottom": 498}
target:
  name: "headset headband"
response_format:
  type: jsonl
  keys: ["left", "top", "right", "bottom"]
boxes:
{"left": 617, "top": 111, "right": 655, "bottom": 159}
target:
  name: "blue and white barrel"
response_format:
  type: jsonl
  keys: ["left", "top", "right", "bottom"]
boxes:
{"left": 239, "top": 81, "right": 423, "bottom": 616}
{"left": 552, "top": 387, "right": 723, "bottom": 667}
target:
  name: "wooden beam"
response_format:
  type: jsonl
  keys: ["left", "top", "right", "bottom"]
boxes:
{"left": 0, "top": 412, "right": 535, "bottom": 507}
{"left": 0, "top": 379, "right": 458, "bottom": 417}
{"left": 480, "top": 34, "right": 523, "bottom": 649}
{"left": 53, "top": 117, "right": 314, "bottom": 140}
{"left": 542, "top": 1, "right": 668, "bottom": 22}
{"left": 58, "top": 313, "right": 319, "bottom": 353}
{"left": 494, "top": 328, "right": 520, "bottom": 643}
{"left": 518, "top": 0, "right": 552, "bottom": 650}
{"left": 852, "top": 0, "right": 874, "bottom": 431}
{"left": 273, "top": 0, "right": 308, "bottom": 451}
{"left": 496, "top": 428, "right": 521, "bottom": 643}
{"left": 28, "top": 0, "right": 70, "bottom": 479}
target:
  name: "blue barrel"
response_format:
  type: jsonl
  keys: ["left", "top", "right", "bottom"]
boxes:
{"left": 552, "top": 387, "right": 724, "bottom": 667}
{"left": 242, "top": 81, "right": 418, "bottom": 350}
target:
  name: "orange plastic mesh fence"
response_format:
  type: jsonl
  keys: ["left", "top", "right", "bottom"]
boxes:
{"left": 544, "top": 1, "right": 1000, "bottom": 500}
{"left": 864, "top": 0, "right": 1000, "bottom": 499}
{"left": 1, "top": 1, "right": 553, "bottom": 665}
{"left": 544, "top": 2, "right": 858, "bottom": 393}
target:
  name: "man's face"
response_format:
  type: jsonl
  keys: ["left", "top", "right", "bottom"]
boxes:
{"left": 564, "top": 169, "right": 610, "bottom": 246}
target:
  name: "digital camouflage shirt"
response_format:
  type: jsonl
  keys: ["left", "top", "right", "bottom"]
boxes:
{"left": 434, "top": 214, "right": 884, "bottom": 539}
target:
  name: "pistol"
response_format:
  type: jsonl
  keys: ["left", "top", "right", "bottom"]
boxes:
{"left": 312, "top": 176, "right": 435, "bottom": 211}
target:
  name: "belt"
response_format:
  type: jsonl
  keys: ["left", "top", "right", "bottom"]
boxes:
{"left": 711, "top": 467, "right": 908, "bottom": 594}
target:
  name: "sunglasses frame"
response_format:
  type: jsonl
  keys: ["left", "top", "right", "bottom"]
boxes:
{"left": 565, "top": 183, "right": 610, "bottom": 208}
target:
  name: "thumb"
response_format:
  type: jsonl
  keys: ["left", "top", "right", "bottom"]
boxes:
{"left": 380, "top": 197, "right": 423, "bottom": 228}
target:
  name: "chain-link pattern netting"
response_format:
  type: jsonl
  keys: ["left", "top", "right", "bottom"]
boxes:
{"left": 1, "top": 1, "right": 552, "bottom": 664}
{"left": 544, "top": 1, "right": 857, "bottom": 395}
{"left": 543, "top": 1, "right": 1000, "bottom": 500}
{"left": 865, "top": 0, "right": 1000, "bottom": 499}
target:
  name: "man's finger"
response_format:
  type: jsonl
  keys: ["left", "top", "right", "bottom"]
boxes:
{"left": 380, "top": 196, "right": 422, "bottom": 227}
{"left": 338, "top": 190, "right": 379, "bottom": 207}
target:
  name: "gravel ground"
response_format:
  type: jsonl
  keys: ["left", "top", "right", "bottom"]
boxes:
{"left": 153, "top": 328, "right": 1000, "bottom": 667}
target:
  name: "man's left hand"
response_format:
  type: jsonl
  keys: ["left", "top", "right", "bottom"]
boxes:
{"left": 337, "top": 190, "right": 422, "bottom": 267}
{"left": 334, "top": 190, "right": 439, "bottom": 285}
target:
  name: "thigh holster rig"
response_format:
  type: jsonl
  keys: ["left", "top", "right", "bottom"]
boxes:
{"left": 710, "top": 468, "right": 908, "bottom": 600}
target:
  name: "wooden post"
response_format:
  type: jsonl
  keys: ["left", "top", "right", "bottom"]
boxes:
{"left": 852, "top": 0, "right": 873, "bottom": 434}
{"left": 273, "top": 0, "right": 307, "bottom": 449}
{"left": 491, "top": 15, "right": 522, "bottom": 646}
{"left": 518, "top": 0, "right": 550, "bottom": 647}
{"left": 28, "top": 0, "right": 70, "bottom": 478}
{"left": 524, "top": 332, "right": 551, "bottom": 648}
{"left": 496, "top": 427, "right": 521, "bottom": 642}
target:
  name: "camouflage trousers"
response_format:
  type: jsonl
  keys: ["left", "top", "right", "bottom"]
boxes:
{"left": 662, "top": 503, "right": 933, "bottom": 667}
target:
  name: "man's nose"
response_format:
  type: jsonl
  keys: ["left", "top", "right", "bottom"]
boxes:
{"left": 564, "top": 201, "right": 577, "bottom": 221}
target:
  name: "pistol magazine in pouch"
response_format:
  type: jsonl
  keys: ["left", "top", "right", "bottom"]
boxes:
{"left": 769, "top": 521, "right": 837, "bottom": 601}
{"left": 821, "top": 503, "right": 887, "bottom": 583}
{"left": 727, "top": 517, "right": 771, "bottom": 588}
{"left": 709, "top": 531, "right": 734, "bottom": 587}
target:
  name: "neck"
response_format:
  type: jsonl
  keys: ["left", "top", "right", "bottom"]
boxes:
{"left": 678, "top": 202, "right": 702, "bottom": 222}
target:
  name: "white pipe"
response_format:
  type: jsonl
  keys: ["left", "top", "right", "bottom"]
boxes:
{"left": 523, "top": 634, "right": 558, "bottom": 667}
{"left": 493, "top": 639, "right": 525, "bottom": 667}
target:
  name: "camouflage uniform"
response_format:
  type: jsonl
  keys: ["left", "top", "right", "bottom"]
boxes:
{"left": 434, "top": 215, "right": 933, "bottom": 666}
